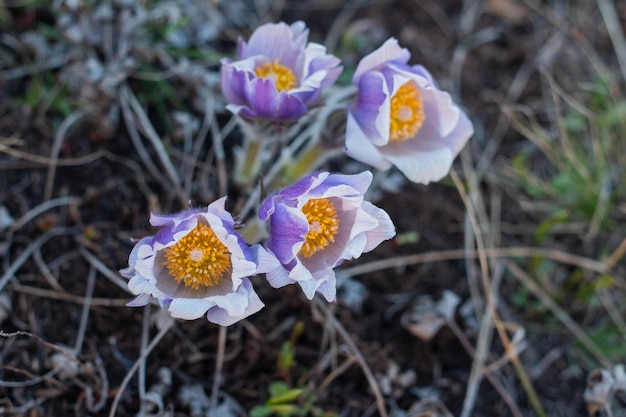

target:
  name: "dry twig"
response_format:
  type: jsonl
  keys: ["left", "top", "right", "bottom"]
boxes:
{"left": 108, "top": 312, "right": 175, "bottom": 417}
{"left": 315, "top": 298, "right": 389, "bottom": 417}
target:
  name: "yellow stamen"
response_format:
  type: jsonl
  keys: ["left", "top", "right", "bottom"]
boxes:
{"left": 255, "top": 59, "right": 297, "bottom": 92}
{"left": 163, "top": 222, "right": 231, "bottom": 289}
{"left": 389, "top": 81, "right": 425, "bottom": 142}
{"left": 299, "top": 198, "right": 339, "bottom": 258}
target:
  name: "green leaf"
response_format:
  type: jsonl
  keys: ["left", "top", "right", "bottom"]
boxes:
{"left": 599, "top": 100, "right": 626, "bottom": 128}
{"left": 594, "top": 275, "right": 615, "bottom": 291}
{"left": 277, "top": 341, "right": 295, "bottom": 373}
{"left": 268, "top": 404, "right": 299, "bottom": 415}
{"left": 268, "top": 381, "right": 289, "bottom": 398}
{"left": 534, "top": 209, "right": 569, "bottom": 244}
{"left": 587, "top": 324, "right": 626, "bottom": 361}
{"left": 267, "top": 388, "right": 303, "bottom": 405}
{"left": 250, "top": 405, "right": 275, "bottom": 417}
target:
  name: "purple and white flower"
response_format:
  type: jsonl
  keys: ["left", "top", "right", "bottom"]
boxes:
{"left": 345, "top": 38, "right": 474, "bottom": 184}
{"left": 255, "top": 171, "right": 395, "bottom": 302}
{"left": 121, "top": 198, "right": 263, "bottom": 326}
{"left": 220, "top": 21, "right": 342, "bottom": 121}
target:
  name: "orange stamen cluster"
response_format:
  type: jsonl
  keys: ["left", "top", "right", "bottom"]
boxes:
{"left": 255, "top": 59, "right": 297, "bottom": 92}
{"left": 299, "top": 198, "right": 340, "bottom": 258}
{"left": 163, "top": 222, "right": 231, "bottom": 289}
{"left": 389, "top": 81, "right": 425, "bottom": 142}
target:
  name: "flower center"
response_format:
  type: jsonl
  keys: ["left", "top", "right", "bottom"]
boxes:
{"left": 299, "top": 198, "right": 339, "bottom": 258}
{"left": 389, "top": 81, "right": 425, "bottom": 142}
{"left": 163, "top": 222, "right": 231, "bottom": 289}
{"left": 255, "top": 59, "right": 297, "bottom": 92}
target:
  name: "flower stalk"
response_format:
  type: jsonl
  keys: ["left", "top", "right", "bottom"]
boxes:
{"left": 234, "top": 134, "right": 266, "bottom": 187}
{"left": 284, "top": 142, "right": 325, "bottom": 182}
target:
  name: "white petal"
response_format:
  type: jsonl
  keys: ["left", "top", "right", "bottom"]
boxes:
{"left": 384, "top": 145, "right": 454, "bottom": 184}
{"left": 421, "top": 89, "right": 460, "bottom": 137}
{"left": 128, "top": 275, "right": 157, "bottom": 296}
{"left": 360, "top": 201, "right": 396, "bottom": 253}
{"left": 345, "top": 112, "right": 391, "bottom": 170}
{"left": 313, "top": 270, "right": 337, "bottom": 302}
{"left": 206, "top": 279, "right": 264, "bottom": 326}
{"left": 126, "top": 293, "right": 152, "bottom": 307}
{"left": 253, "top": 245, "right": 292, "bottom": 288}
{"left": 168, "top": 298, "right": 213, "bottom": 320}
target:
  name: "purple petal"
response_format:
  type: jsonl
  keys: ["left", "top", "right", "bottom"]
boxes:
{"left": 304, "top": 45, "right": 342, "bottom": 84}
{"left": 207, "top": 196, "right": 232, "bottom": 224}
{"left": 267, "top": 203, "right": 308, "bottom": 264}
{"left": 245, "top": 78, "right": 307, "bottom": 120}
{"left": 241, "top": 22, "right": 305, "bottom": 72}
{"left": 220, "top": 60, "right": 250, "bottom": 105}
{"left": 287, "top": 42, "right": 342, "bottom": 105}
{"left": 149, "top": 210, "right": 200, "bottom": 247}
{"left": 289, "top": 21, "right": 309, "bottom": 47}
{"left": 351, "top": 71, "right": 388, "bottom": 144}
{"left": 149, "top": 208, "right": 198, "bottom": 227}
{"left": 353, "top": 38, "right": 410, "bottom": 84}
{"left": 410, "top": 64, "right": 439, "bottom": 88}
{"left": 258, "top": 195, "right": 278, "bottom": 222}
{"left": 278, "top": 172, "right": 328, "bottom": 200}
{"left": 316, "top": 171, "right": 373, "bottom": 197}
{"left": 275, "top": 94, "right": 308, "bottom": 120}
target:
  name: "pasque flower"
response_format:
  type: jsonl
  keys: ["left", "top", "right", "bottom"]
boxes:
{"left": 220, "top": 21, "right": 342, "bottom": 121}
{"left": 121, "top": 198, "right": 263, "bottom": 326}
{"left": 255, "top": 171, "right": 395, "bottom": 302}
{"left": 345, "top": 38, "right": 474, "bottom": 184}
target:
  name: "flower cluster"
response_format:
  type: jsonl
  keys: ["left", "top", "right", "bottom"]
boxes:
{"left": 123, "top": 173, "right": 392, "bottom": 325}
{"left": 122, "top": 21, "right": 474, "bottom": 326}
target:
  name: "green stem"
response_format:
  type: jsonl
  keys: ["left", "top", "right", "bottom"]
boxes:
{"left": 235, "top": 137, "right": 265, "bottom": 187}
{"left": 511, "top": 357, "right": 547, "bottom": 417}
{"left": 284, "top": 143, "right": 325, "bottom": 182}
